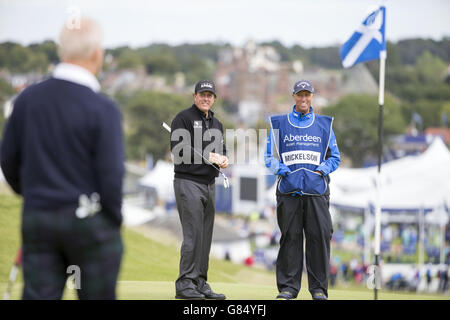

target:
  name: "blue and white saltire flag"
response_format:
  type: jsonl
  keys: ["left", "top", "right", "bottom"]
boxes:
{"left": 340, "top": 5, "right": 386, "bottom": 68}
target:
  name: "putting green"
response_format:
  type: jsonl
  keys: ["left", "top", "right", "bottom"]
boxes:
{"left": 1, "top": 281, "right": 448, "bottom": 300}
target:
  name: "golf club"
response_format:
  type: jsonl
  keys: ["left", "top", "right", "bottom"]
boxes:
{"left": 3, "top": 249, "right": 22, "bottom": 300}
{"left": 162, "top": 122, "right": 230, "bottom": 188}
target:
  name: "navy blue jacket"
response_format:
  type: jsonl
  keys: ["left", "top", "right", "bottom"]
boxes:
{"left": 0, "top": 78, "right": 125, "bottom": 226}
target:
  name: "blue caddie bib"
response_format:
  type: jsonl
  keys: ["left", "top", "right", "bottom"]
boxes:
{"left": 270, "top": 113, "right": 333, "bottom": 195}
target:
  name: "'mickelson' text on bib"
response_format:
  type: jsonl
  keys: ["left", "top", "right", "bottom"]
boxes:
{"left": 281, "top": 150, "right": 321, "bottom": 166}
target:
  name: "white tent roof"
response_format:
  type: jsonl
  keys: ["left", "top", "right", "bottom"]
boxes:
{"left": 139, "top": 160, "right": 175, "bottom": 202}
{"left": 330, "top": 137, "right": 450, "bottom": 212}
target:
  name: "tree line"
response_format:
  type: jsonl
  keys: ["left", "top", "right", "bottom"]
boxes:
{"left": 0, "top": 38, "right": 449, "bottom": 167}
{"left": 1, "top": 38, "right": 449, "bottom": 81}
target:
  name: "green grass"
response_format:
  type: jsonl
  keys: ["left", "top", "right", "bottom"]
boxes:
{"left": 2, "top": 280, "right": 448, "bottom": 300}
{"left": 119, "top": 226, "right": 273, "bottom": 284}
{"left": 1, "top": 191, "right": 449, "bottom": 300}
{"left": 0, "top": 191, "right": 274, "bottom": 299}
{"left": 0, "top": 192, "right": 23, "bottom": 283}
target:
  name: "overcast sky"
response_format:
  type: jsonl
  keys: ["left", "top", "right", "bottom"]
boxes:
{"left": 1, "top": 0, "right": 449, "bottom": 49}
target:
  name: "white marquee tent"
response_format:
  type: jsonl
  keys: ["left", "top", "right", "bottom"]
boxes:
{"left": 138, "top": 160, "right": 175, "bottom": 204}
{"left": 330, "top": 137, "right": 450, "bottom": 219}
{"left": 329, "top": 137, "right": 450, "bottom": 265}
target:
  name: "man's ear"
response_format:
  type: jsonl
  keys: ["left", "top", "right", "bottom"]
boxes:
{"left": 91, "top": 46, "right": 104, "bottom": 74}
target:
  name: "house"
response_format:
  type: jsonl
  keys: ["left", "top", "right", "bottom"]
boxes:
{"left": 425, "top": 127, "right": 450, "bottom": 145}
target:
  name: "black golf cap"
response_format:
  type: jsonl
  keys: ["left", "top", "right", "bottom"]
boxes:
{"left": 195, "top": 80, "right": 216, "bottom": 96}
{"left": 293, "top": 80, "right": 314, "bottom": 94}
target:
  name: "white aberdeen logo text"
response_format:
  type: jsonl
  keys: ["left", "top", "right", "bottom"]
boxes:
{"left": 283, "top": 134, "right": 321, "bottom": 143}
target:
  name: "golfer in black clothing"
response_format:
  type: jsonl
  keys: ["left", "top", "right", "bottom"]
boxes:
{"left": 170, "top": 80, "right": 228, "bottom": 300}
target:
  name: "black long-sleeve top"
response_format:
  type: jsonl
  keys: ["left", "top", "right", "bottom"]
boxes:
{"left": 170, "top": 104, "right": 226, "bottom": 185}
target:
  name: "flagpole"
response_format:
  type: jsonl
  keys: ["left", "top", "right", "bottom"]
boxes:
{"left": 339, "top": 3, "right": 386, "bottom": 299}
{"left": 374, "top": 51, "right": 386, "bottom": 300}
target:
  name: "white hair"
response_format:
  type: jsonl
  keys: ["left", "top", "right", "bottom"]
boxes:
{"left": 58, "top": 17, "right": 103, "bottom": 62}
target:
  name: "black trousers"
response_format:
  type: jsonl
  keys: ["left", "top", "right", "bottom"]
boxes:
{"left": 275, "top": 194, "right": 333, "bottom": 298}
{"left": 21, "top": 206, "right": 123, "bottom": 300}
{"left": 173, "top": 178, "right": 215, "bottom": 293}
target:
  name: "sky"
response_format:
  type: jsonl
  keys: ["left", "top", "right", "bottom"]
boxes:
{"left": 0, "top": 0, "right": 449, "bottom": 49}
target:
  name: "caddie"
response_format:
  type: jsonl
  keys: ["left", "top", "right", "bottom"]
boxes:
{"left": 264, "top": 80, "right": 340, "bottom": 300}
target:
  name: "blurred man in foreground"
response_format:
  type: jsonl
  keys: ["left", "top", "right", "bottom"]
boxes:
{"left": 0, "top": 17, "right": 125, "bottom": 299}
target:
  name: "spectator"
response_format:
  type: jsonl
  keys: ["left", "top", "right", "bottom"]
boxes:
{"left": 329, "top": 263, "right": 338, "bottom": 287}
{"left": 426, "top": 263, "right": 432, "bottom": 291}
{"left": 407, "top": 265, "right": 419, "bottom": 292}
{"left": 0, "top": 17, "right": 124, "bottom": 300}
{"left": 350, "top": 258, "right": 358, "bottom": 279}
{"left": 244, "top": 256, "right": 254, "bottom": 267}
{"left": 445, "top": 265, "right": 450, "bottom": 293}
{"left": 439, "top": 264, "right": 449, "bottom": 293}
{"left": 340, "top": 262, "right": 349, "bottom": 283}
